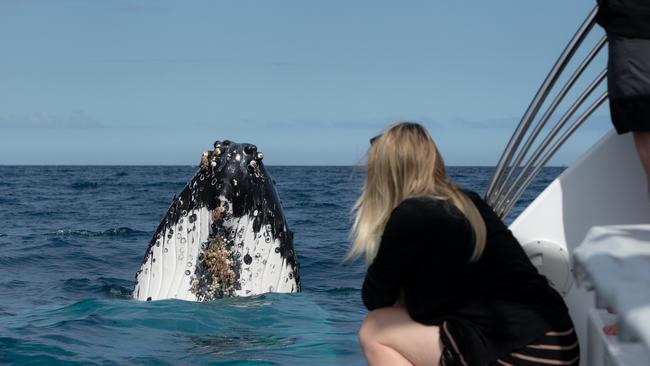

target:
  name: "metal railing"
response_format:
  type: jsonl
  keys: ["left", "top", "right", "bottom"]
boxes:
{"left": 485, "top": 5, "right": 609, "bottom": 218}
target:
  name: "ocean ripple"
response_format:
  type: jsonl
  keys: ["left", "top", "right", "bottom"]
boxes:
{"left": 61, "top": 277, "right": 133, "bottom": 299}
{"left": 70, "top": 181, "right": 100, "bottom": 190}
{"left": 0, "top": 254, "right": 51, "bottom": 266}
{"left": 314, "top": 287, "right": 360, "bottom": 295}
{"left": 47, "top": 227, "right": 148, "bottom": 238}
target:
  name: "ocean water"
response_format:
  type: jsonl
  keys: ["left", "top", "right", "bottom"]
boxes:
{"left": 0, "top": 166, "right": 562, "bottom": 365}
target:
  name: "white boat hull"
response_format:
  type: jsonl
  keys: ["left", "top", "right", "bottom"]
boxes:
{"left": 509, "top": 130, "right": 650, "bottom": 365}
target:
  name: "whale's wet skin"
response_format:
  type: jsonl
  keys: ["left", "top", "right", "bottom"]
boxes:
{"left": 134, "top": 140, "right": 300, "bottom": 301}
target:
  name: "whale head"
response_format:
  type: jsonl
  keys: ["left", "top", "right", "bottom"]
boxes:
{"left": 134, "top": 140, "right": 300, "bottom": 301}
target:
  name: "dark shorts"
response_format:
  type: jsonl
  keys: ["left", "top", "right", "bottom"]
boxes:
{"left": 489, "top": 328, "right": 580, "bottom": 366}
{"left": 607, "top": 33, "right": 650, "bottom": 134}
{"left": 439, "top": 321, "right": 580, "bottom": 366}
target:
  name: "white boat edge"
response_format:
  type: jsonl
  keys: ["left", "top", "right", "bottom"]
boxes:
{"left": 509, "top": 130, "right": 650, "bottom": 365}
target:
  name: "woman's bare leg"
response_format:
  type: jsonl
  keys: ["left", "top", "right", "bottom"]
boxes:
{"left": 359, "top": 307, "right": 442, "bottom": 366}
{"left": 633, "top": 131, "right": 650, "bottom": 199}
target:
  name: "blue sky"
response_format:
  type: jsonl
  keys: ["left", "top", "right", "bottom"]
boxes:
{"left": 0, "top": 0, "right": 610, "bottom": 165}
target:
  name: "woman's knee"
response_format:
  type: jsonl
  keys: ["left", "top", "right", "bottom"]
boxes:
{"left": 359, "top": 308, "right": 442, "bottom": 365}
{"left": 359, "top": 310, "right": 380, "bottom": 348}
{"left": 359, "top": 308, "right": 391, "bottom": 346}
{"left": 359, "top": 307, "right": 407, "bottom": 347}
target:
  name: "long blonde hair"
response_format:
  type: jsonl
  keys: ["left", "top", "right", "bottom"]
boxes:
{"left": 348, "top": 122, "right": 486, "bottom": 264}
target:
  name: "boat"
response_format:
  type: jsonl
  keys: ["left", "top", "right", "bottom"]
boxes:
{"left": 485, "top": 6, "right": 650, "bottom": 365}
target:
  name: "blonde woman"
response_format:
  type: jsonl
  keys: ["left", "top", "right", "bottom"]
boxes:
{"left": 349, "top": 122, "right": 579, "bottom": 366}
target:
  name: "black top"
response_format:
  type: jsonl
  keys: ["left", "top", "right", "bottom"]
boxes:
{"left": 596, "top": 0, "right": 650, "bottom": 39}
{"left": 362, "top": 191, "right": 573, "bottom": 364}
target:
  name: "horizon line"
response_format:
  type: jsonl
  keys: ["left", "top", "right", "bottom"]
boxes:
{"left": 0, "top": 164, "right": 568, "bottom": 168}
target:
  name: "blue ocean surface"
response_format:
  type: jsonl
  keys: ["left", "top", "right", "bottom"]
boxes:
{"left": 0, "top": 166, "right": 562, "bottom": 365}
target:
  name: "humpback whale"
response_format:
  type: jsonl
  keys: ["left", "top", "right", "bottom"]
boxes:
{"left": 133, "top": 140, "right": 300, "bottom": 301}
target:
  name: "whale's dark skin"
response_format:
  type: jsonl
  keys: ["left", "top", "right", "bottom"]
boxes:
{"left": 133, "top": 140, "right": 300, "bottom": 301}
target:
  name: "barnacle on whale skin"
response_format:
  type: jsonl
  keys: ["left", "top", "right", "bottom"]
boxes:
{"left": 211, "top": 206, "right": 225, "bottom": 222}
{"left": 191, "top": 234, "right": 237, "bottom": 300}
{"left": 200, "top": 151, "right": 209, "bottom": 171}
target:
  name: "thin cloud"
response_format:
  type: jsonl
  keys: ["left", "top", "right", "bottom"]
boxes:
{"left": 451, "top": 117, "right": 518, "bottom": 130}
{"left": 92, "top": 58, "right": 299, "bottom": 69}
{"left": 235, "top": 118, "right": 440, "bottom": 130}
{"left": 451, "top": 112, "right": 612, "bottom": 131}
{"left": 0, "top": 111, "right": 103, "bottom": 129}
{"left": 92, "top": 58, "right": 217, "bottom": 64}
{"left": 90, "top": 55, "right": 299, "bottom": 69}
